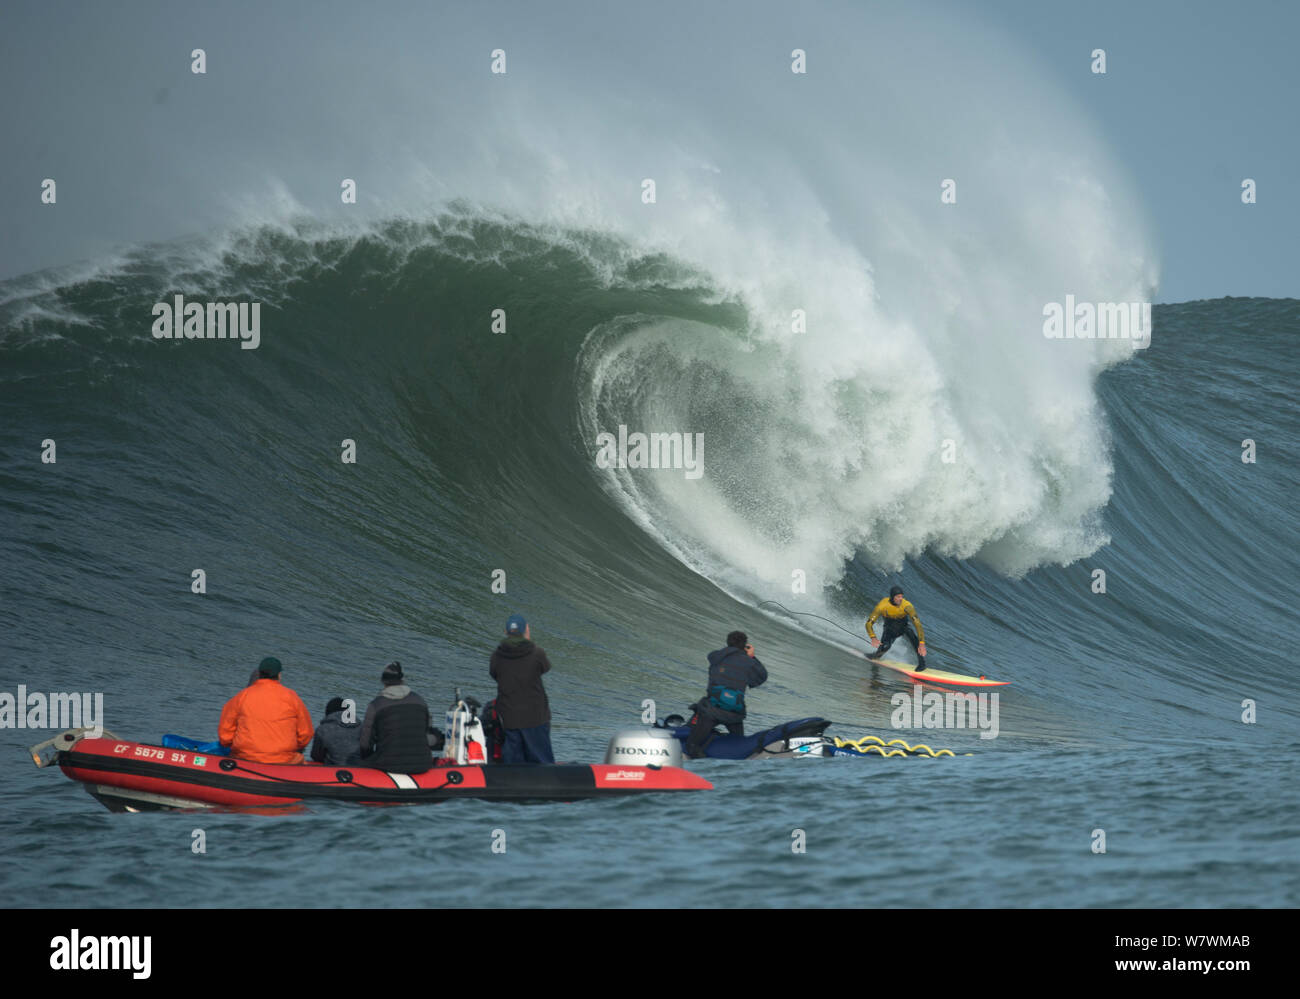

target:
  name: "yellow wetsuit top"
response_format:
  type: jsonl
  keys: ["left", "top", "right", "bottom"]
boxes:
{"left": 865, "top": 598, "right": 925, "bottom": 643}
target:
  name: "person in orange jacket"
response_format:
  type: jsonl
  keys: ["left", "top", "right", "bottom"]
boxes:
{"left": 218, "top": 657, "right": 314, "bottom": 764}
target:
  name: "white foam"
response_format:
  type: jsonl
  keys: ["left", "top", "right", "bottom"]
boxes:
{"left": 557, "top": 3, "right": 1158, "bottom": 594}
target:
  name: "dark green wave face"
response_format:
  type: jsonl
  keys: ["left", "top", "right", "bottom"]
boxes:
{"left": 2, "top": 216, "right": 1299, "bottom": 754}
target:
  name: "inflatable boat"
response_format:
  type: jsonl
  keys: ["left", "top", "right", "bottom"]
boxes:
{"left": 30, "top": 729, "right": 712, "bottom": 812}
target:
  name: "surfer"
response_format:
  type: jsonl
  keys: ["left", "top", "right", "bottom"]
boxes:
{"left": 865, "top": 586, "right": 928, "bottom": 671}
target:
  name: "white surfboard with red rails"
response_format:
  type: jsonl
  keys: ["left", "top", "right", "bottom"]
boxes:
{"left": 849, "top": 648, "right": 1009, "bottom": 688}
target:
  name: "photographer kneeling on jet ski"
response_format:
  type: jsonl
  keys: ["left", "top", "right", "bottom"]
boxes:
{"left": 684, "top": 631, "right": 767, "bottom": 759}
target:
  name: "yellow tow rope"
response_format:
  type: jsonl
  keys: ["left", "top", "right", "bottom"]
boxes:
{"left": 831, "top": 735, "right": 972, "bottom": 757}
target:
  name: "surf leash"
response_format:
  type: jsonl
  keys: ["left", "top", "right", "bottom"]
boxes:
{"left": 757, "top": 599, "right": 950, "bottom": 660}
{"left": 757, "top": 600, "right": 868, "bottom": 644}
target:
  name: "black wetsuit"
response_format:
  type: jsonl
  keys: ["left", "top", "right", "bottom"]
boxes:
{"left": 867, "top": 617, "right": 927, "bottom": 669}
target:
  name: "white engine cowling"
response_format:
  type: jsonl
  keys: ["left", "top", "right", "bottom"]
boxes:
{"left": 603, "top": 728, "right": 682, "bottom": 768}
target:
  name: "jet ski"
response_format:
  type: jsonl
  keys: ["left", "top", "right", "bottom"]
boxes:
{"left": 648, "top": 713, "right": 970, "bottom": 759}
{"left": 644, "top": 713, "right": 833, "bottom": 759}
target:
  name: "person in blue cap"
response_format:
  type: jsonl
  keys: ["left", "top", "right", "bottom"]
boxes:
{"left": 489, "top": 614, "right": 555, "bottom": 764}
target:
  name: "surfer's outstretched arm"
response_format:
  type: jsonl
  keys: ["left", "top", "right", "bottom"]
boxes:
{"left": 865, "top": 602, "right": 883, "bottom": 647}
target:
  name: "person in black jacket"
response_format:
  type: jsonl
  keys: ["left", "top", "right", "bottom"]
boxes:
{"left": 684, "top": 631, "right": 768, "bottom": 758}
{"left": 311, "top": 696, "right": 361, "bottom": 765}
{"left": 358, "top": 662, "right": 431, "bottom": 774}
{"left": 489, "top": 614, "right": 554, "bottom": 764}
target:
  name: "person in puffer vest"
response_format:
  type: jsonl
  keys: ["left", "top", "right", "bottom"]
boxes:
{"left": 311, "top": 696, "right": 361, "bottom": 765}
{"left": 358, "top": 662, "right": 432, "bottom": 774}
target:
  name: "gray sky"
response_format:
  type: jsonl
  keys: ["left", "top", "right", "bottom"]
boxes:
{"left": 978, "top": 0, "right": 1297, "bottom": 302}
{"left": 1, "top": 0, "right": 1295, "bottom": 302}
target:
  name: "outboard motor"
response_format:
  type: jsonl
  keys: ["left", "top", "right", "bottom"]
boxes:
{"left": 29, "top": 727, "right": 106, "bottom": 768}
{"left": 443, "top": 689, "right": 487, "bottom": 765}
{"left": 603, "top": 727, "right": 683, "bottom": 768}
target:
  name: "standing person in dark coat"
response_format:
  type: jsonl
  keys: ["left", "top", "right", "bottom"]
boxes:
{"left": 311, "top": 696, "right": 361, "bottom": 765}
{"left": 684, "top": 631, "right": 768, "bottom": 758}
{"left": 489, "top": 614, "right": 555, "bottom": 764}
{"left": 358, "top": 662, "right": 431, "bottom": 774}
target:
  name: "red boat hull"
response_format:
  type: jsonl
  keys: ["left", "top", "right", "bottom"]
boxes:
{"left": 57, "top": 738, "right": 711, "bottom": 810}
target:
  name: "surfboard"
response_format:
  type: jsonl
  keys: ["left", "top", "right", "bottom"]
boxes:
{"left": 848, "top": 648, "right": 1009, "bottom": 688}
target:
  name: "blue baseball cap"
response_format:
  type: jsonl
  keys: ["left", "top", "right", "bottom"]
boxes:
{"left": 506, "top": 614, "right": 527, "bottom": 636}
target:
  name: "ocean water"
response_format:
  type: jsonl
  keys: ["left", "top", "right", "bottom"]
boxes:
{"left": 1, "top": 222, "right": 1295, "bottom": 907}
